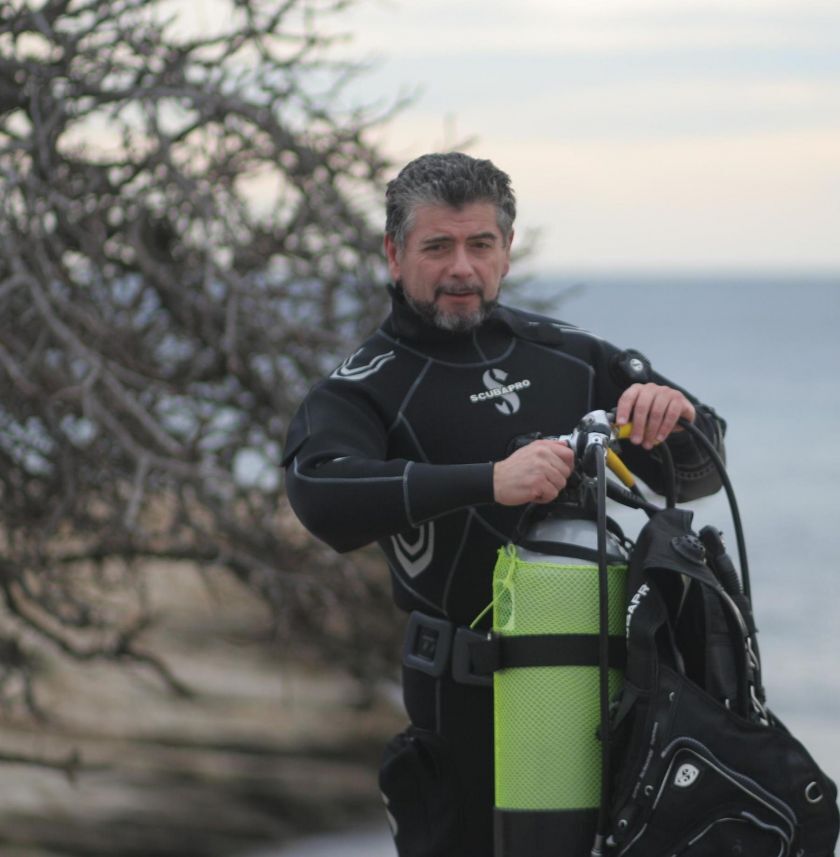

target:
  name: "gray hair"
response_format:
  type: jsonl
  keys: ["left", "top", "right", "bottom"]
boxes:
{"left": 385, "top": 152, "right": 516, "bottom": 250}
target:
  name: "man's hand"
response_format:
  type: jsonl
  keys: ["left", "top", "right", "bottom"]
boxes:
{"left": 493, "top": 439, "right": 575, "bottom": 506}
{"left": 615, "top": 383, "right": 696, "bottom": 450}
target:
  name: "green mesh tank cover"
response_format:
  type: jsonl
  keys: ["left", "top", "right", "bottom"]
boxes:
{"left": 491, "top": 544, "right": 627, "bottom": 811}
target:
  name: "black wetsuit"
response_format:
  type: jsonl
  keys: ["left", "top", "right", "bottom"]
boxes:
{"left": 282, "top": 287, "right": 725, "bottom": 857}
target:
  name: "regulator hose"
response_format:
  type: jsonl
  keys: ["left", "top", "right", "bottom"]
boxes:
{"left": 677, "top": 417, "right": 751, "bottom": 601}
{"left": 592, "top": 442, "right": 611, "bottom": 857}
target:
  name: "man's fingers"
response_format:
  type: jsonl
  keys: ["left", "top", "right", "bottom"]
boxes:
{"left": 618, "top": 383, "right": 696, "bottom": 448}
{"left": 493, "top": 440, "right": 576, "bottom": 506}
{"left": 614, "top": 384, "right": 640, "bottom": 426}
{"left": 643, "top": 392, "right": 672, "bottom": 448}
{"left": 629, "top": 386, "right": 654, "bottom": 445}
{"left": 656, "top": 397, "right": 687, "bottom": 443}
{"left": 533, "top": 442, "right": 572, "bottom": 495}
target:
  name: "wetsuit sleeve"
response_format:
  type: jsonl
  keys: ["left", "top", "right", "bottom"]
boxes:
{"left": 282, "top": 384, "right": 494, "bottom": 553}
{"left": 621, "top": 397, "right": 726, "bottom": 502}
{"left": 589, "top": 340, "right": 727, "bottom": 502}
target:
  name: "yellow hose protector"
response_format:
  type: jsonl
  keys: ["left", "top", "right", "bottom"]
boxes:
{"left": 614, "top": 422, "right": 633, "bottom": 440}
{"left": 606, "top": 449, "right": 636, "bottom": 489}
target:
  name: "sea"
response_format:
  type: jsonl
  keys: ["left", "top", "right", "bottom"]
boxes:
{"left": 260, "top": 272, "right": 840, "bottom": 857}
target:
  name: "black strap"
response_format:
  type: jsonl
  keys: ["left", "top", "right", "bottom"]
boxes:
{"left": 468, "top": 632, "right": 626, "bottom": 676}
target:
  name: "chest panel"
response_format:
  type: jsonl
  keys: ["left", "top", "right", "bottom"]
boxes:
{"left": 390, "top": 343, "right": 595, "bottom": 464}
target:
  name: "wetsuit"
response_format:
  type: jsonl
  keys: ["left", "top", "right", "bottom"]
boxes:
{"left": 282, "top": 286, "right": 725, "bottom": 857}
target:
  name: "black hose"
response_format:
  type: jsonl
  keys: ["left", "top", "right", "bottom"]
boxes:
{"left": 606, "top": 480, "right": 660, "bottom": 516}
{"left": 656, "top": 440, "right": 677, "bottom": 509}
{"left": 677, "top": 417, "right": 751, "bottom": 602}
{"left": 593, "top": 444, "right": 611, "bottom": 855}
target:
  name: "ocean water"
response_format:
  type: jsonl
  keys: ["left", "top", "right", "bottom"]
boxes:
{"left": 533, "top": 271, "right": 840, "bottom": 762}
{"left": 267, "top": 272, "right": 840, "bottom": 857}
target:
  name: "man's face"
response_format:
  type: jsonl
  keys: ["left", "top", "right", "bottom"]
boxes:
{"left": 384, "top": 202, "right": 513, "bottom": 332}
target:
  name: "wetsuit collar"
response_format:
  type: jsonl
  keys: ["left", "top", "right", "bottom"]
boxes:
{"left": 385, "top": 283, "right": 508, "bottom": 344}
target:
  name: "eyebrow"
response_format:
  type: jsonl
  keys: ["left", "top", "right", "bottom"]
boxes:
{"left": 419, "top": 231, "right": 499, "bottom": 246}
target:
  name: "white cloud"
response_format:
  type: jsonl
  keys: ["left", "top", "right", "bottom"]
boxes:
{"left": 339, "top": 0, "right": 840, "bottom": 268}
{"left": 508, "top": 131, "right": 840, "bottom": 269}
{"left": 338, "top": 0, "right": 840, "bottom": 56}
{"left": 170, "top": 0, "right": 840, "bottom": 270}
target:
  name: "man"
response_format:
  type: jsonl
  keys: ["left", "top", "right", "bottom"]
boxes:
{"left": 282, "top": 152, "right": 724, "bottom": 856}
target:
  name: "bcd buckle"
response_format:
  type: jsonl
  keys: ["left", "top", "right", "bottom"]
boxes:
{"left": 452, "top": 627, "right": 494, "bottom": 687}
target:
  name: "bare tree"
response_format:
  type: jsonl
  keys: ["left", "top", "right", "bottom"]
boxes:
{"left": 0, "top": 0, "right": 403, "bottom": 724}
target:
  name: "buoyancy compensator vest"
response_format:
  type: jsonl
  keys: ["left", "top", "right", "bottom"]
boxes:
{"left": 605, "top": 507, "right": 840, "bottom": 857}
{"left": 482, "top": 413, "right": 839, "bottom": 857}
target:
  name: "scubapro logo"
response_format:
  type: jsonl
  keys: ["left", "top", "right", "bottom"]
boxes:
{"left": 331, "top": 348, "right": 396, "bottom": 382}
{"left": 626, "top": 582, "right": 650, "bottom": 637}
{"left": 470, "top": 368, "right": 530, "bottom": 415}
{"left": 674, "top": 762, "right": 701, "bottom": 789}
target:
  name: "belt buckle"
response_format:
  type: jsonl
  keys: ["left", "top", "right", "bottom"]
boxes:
{"left": 402, "top": 611, "right": 453, "bottom": 678}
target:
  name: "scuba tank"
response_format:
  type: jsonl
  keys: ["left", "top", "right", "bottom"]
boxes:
{"left": 491, "top": 512, "right": 628, "bottom": 857}
{"left": 485, "top": 410, "right": 643, "bottom": 856}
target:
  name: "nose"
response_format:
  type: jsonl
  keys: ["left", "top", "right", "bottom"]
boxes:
{"left": 448, "top": 243, "right": 474, "bottom": 280}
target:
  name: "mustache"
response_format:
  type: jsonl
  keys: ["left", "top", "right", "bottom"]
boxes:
{"left": 435, "top": 284, "right": 483, "bottom": 298}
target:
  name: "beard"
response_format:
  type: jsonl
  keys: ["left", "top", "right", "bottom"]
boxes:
{"left": 402, "top": 283, "right": 498, "bottom": 333}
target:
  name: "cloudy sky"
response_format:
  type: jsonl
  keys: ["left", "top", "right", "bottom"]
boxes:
{"left": 329, "top": 0, "right": 840, "bottom": 273}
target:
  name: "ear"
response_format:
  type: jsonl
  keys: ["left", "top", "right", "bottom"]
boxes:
{"left": 384, "top": 234, "right": 401, "bottom": 282}
{"left": 502, "top": 228, "right": 514, "bottom": 278}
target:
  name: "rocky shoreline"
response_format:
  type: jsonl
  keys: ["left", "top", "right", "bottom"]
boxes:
{"left": 0, "top": 564, "right": 402, "bottom": 856}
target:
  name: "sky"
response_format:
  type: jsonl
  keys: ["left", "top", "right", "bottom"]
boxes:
{"left": 327, "top": 0, "right": 840, "bottom": 273}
